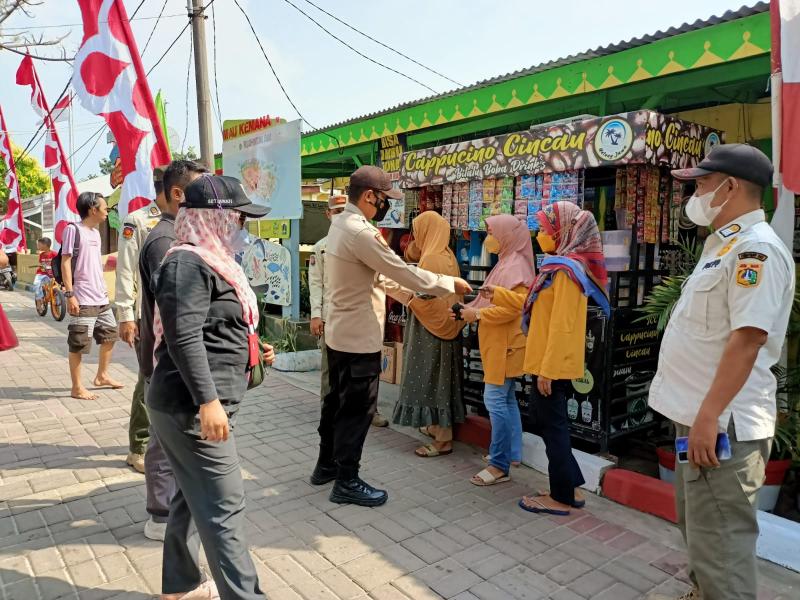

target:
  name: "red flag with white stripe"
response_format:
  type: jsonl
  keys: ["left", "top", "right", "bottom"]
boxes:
{"left": 16, "top": 55, "right": 80, "bottom": 250}
{"left": 0, "top": 105, "right": 27, "bottom": 253}
{"left": 71, "top": 0, "right": 171, "bottom": 222}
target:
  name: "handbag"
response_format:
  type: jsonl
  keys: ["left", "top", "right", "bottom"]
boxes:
{"left": 247, "top": 319, "right": 265, "bottom": 390}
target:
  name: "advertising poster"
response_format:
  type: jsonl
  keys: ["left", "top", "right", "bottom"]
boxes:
{"left": 377, "top": 134, "right": 407, "bottom": 229}
{"left": 223, "top": 119, "right": 302, "bottom": 221}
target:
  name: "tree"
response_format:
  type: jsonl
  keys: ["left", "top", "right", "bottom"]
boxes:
{"left": 0, "top": 1, "right": 69, "bottom": 62}
{"left": 172, "top": 147, "right": 199, "bottom": 161}
{"left": 98, "top": 157, "right": 115, "bottom": 175}
{"left": 0, "top": 142, "right": 50, "bottom": 213}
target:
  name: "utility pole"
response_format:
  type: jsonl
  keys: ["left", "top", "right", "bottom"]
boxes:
{"left": 187, "top": 0, "right": 214, "bottom": 168}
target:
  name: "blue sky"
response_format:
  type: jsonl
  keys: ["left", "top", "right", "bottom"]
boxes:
{"left": 0, "top": 0, "right": 748, "bottom": 182}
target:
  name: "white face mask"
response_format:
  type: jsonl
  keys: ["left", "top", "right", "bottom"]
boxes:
{"left": 229, "top": 227, "right": 250, "bottom": 255}
{"left": 685, "top": 179, "right": 730, "bottom": 227}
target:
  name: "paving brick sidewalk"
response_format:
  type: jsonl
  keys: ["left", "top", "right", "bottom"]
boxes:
{"left": 1, "top": 289, "right": 797, "bottom": 599}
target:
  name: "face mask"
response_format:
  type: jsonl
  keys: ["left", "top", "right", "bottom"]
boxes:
{"left": 685, "top": 179, "right": 730, "bottom": 227}
{"left": 229, "top": 227, "right": 250, "bottom": 255}
{"left": 371, "top": 196, "right": 391, "bottom": 222}
{"left": 484, "top": 235, "right": 501, "bottom": 255}
{"left": 537, "top": 232, "right": 556, "bottom": 254}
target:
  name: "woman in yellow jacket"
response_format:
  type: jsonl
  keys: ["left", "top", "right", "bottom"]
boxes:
{"left": 451, "top": 215, "right": 536, "bottom": 486}
{"left": 483, "top": 201, "right": 609, "bottom": 515}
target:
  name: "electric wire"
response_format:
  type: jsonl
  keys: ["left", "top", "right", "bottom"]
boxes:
{"left": 211, "top": 0, "right": 223, "bottom": 132}
{"left": 141, "top": 0, "right": 170, "bottom": 57}
{"left": 280, "top": 0, "right": 438, "bottom": 94}
{"left": 183, "top": 41, "right": 193, "bottom": 154}
{"left": 301, "top": 0, "right": 462, "bottom": 88}
{"left": 0, "top": 13, "right": 186, "bottom": 30}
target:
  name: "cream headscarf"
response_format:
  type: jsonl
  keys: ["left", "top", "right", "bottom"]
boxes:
{"left": 406, "top": 211, "right": 464, "bottom": 340}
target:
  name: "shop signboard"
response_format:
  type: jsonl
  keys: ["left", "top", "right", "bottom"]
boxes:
{"left": 399, "top": 111, "right": 722, "bottom": 187}
{"left": 222, "top": 118, "right": 303, "bottom": 221}
{"left": 377, "top": 134, "right": 407, "bottom": 228}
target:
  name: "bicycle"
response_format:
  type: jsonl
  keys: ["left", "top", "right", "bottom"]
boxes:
{"left": 35, "top": 276, "right": 66, "bottom": 322}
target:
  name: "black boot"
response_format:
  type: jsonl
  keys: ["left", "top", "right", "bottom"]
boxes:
{"left": 330, "top": 477, "right": 388, "bottom": 507}
{"left": 310, "top": 462, "right": 337, "bottom": 486}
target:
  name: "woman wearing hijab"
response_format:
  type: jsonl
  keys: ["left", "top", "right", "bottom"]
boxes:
{"left": 482, "top": 201, "right": 609, "bottom": 515}
{"left": 392, "top": 211, "right": 465, "bottom": 457}
{"left": 148, "top": 175, "right": 275, "bottom": 600}
{"left": 451, "top": 215, "right": 535, "bottom": 486}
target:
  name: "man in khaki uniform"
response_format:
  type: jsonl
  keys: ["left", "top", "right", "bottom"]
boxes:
{"left": 309, "top": 194, "right": 390, "bottom": 428}
{"left": 116, "top": 173, "right": 165, "bottom": 474}
{"left": 310, "top": 165, "right": 472, "bottom": 507}
{"left": 647, "top": 145, "right": 794, "bottom": 600}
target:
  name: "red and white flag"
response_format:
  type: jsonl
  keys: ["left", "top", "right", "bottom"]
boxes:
{"left": 72, "top": 0, "right": 171, "bottom": 222}
{"left": 0, "top": 105, "right": 26, "bottom": 253}
{"left": 16, "top": 55, "right": 80, "bottom": 250}
{"left": 770, "top": 0, "right": 800, "bottom": 248}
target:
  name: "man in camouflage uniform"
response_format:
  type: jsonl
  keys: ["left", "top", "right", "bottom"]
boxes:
{"left": 309, "top": 194, "right": 389, "bottom": 428}
{"left": 116, "top": 171, "right": 166, "bottom": 473}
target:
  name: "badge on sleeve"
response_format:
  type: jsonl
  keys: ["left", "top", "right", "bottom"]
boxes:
{"left": 375, "top": 232, "right": 389, "bottom": 248}
{"left": 738, "top": 251, "right": 768, "bottom": 262}
{"left": 717, "top": 237, "right": 737, "bottom": 257}
{"left": 122, "top": 224, "right": 136, "bottom": 240}
{"left": 148, "top": 205, "right": 161, "bottom": 217}
{"left": 736, "top": 262, "right": 762, "bottom": 287}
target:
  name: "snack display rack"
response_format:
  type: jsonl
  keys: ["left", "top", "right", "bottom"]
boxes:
{"left": 391, "top": 110, "right": 723, "bottom": 450}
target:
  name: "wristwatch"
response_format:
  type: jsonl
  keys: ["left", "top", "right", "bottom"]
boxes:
{"left": 64, "top": 291, "right": 74, "bottom": 298}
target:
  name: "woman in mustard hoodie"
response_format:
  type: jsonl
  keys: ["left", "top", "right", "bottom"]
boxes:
{"left": 483, "top": 201, "right": 609, "bottom": 515}
{"left": 452, "top": 215, "right": 536, "bottom": 486}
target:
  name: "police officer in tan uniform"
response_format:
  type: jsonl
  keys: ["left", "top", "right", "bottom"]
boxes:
{"left": 116, "top": 169, "right": 166, "bottom": 474}
{"left": 309, "top": 194, "right": 390, "bottom": 428}
{"left": 310, "top": 165, "right": 472, "bottom": 506}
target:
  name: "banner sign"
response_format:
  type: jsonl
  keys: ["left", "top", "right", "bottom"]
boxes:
{"left": 223, "top": 119, "right": 302, "bottom": 220}
{"left": 377, "top": 134, "right": 406, "bottom": 228}
{"left": 247, "top": 219, "right": 291, "bottom": 239}
{"left": 399, "top": 110, "right": 722, "bottom": 187}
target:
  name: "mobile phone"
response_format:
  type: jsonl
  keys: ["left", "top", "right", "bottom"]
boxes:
{"left": 451, "top": 303, "right": 464, "bottom": 320}
{"left": 675, "top": 433, "right": 731, "bottom": 464}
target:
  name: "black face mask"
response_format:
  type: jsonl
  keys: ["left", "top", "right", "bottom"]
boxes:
{"left": 372, "top": 196, "right": 391, "bottom": 222}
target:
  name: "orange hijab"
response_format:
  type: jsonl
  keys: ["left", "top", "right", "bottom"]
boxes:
{"left": 406, "top": 211, "right": 464, "bottom": 340}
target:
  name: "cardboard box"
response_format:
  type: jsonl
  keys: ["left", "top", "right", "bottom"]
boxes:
{"left": 380, "top": 342, "right": 404, "bottom": 384}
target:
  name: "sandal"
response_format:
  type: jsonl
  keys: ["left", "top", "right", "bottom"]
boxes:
{"left": 415, "top": 444, "right": 452, "bottom": 458}
{"left": 419, "top": 426, "right": 435, "bottom": 439}
{"left": 482, "top": 454, "right": 521, "bottom": 468}
{"left": 518, "top": 496, "right": 571, "bottom": 516}
{"left": 535, "top": 488, "right": 586, "bottom": 508}
{"left": 470, "top": 468, "right": 510, "bottom": 486}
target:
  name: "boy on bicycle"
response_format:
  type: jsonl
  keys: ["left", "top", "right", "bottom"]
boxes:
{"left": 34, "top": 237, "right": 56, "bottom": 310}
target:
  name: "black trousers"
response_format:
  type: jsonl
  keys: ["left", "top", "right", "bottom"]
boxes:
{"left": 148, "top": 407, "right": 262, "bottom": 600}
{"left": 319, "top": 347, "right": 381, "bottom": 480}
{"left": 532, "top": 379, "right": 585, "bottom": 506}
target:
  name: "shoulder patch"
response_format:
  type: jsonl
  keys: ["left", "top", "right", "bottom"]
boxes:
{"left": 738, "top": 251, "right": 768, "bottom": 262}
{"left": 148, "top": 205, "right": 161, "bottom": 217}
{"left": 716, "top": 237, "right": 737, "bottom": 257}
{"left": 736, "top": 262, "right": 762, "bottom": 288}
{"left": 719, "top": 224, "right": 741, "bottom": 238}
{"left": 375, "top": 232, "right": 389, "bottom": 248}
{"left": 122, "top": 224, "right": 136, "bottom": 240}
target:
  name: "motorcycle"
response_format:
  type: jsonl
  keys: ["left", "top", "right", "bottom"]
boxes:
{"left": 0, "top": 266, "right": 17, "bottom": 291}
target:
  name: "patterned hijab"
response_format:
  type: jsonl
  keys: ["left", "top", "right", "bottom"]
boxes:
{"left": 153, "top": 207, "right": 258, "bottom": 360}
{"left": 535, "top": 201, "right": 608, "bottom": 291}
{"left": 468, "top": 214, "right": 535, "bottom": 310}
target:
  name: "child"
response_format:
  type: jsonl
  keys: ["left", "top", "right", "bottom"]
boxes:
{"left": 34, "top": 237, "right": 56, "bottom": 310}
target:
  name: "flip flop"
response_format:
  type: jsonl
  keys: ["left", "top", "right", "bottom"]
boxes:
{"left": 536, "top": 489, "right": 585, "bottom": 508}
{"left": 518, "top": 497, "right": 571, "bottom": 516}
{"left": 419, "top": 426, "right": 435, "bottom": 439}
{"left": 470, "top": 468, "right": 510, "bottom": 486}
{"left": 415, "top": 444, "right": 452, "bottom": 458}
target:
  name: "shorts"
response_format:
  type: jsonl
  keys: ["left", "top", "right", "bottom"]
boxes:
{"left": 67, "top": 304, "right": 118, "bottom": 354}
{"left": 33, "top": 274, "right": 50, "bottom": 299}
